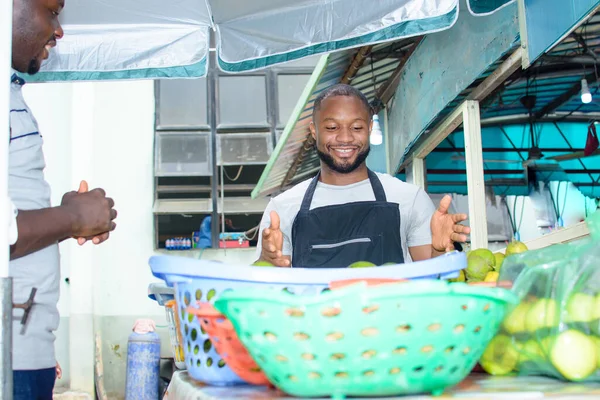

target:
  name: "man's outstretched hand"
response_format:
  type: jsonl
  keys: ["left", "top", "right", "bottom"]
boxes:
{"left": 259, "top": 210, "right": 291, "bottom": 267}
{"left": 430, "top": 195, "right": 470, "bottom": 252}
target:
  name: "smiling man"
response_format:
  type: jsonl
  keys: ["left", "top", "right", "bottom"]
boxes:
{"left": 256, "top": 84, "right": 470, "bottom": 268}
{"left": 10, "top": 1, "right": 118, "bottom": 398}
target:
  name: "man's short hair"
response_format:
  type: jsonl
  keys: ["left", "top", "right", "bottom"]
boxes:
{"left": 313, "top": 84, "right": 373, "bottom": 120}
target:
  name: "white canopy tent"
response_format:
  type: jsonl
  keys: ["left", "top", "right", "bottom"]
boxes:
{"left": 30, "top": 0, "right": 465, "bottom": 81}
{"left": 0, "top": 0, "right": 516, "bottom": 397}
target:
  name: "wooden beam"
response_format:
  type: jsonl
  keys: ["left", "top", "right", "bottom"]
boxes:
{"left": 463, "top": 101, "right": 488, "bottom": 249}
{"left": 374, "top": 37, "right": 424, "bottom": 111}
{"left": 467, "top": 48, "right": 524, "bottom": 101}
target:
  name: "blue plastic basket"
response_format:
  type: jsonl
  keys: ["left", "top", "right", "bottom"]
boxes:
{"left": 149, "top": 251, "right": 466, "bottom": 386}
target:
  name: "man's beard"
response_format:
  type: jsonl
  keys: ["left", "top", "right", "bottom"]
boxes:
{"left": 27, "top": 59, "right": 39, "bottom": 75}
{"left": 316, "top": 146, "right": 370, "bottom": 174}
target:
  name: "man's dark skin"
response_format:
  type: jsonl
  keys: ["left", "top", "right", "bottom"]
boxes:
{"left": 10, "top": 0, "right": 117, "bottom": 260}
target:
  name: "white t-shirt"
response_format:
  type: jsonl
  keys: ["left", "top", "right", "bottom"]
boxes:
{"left": 255, "top": 172, "right": 436, "bottom": 264}
{"left": 9, "top": 70, "right": 60, "bottom": 370}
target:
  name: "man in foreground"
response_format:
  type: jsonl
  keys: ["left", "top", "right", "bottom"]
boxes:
{"left": 10, "top": 0, "right": 117, "bottom": 398}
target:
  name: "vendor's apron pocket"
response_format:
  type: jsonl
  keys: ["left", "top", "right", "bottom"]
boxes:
{"left": 305, "top": 236, "right": 383, "bottom": 268}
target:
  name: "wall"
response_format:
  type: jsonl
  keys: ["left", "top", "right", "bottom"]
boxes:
{"left": 21, "top": 81, "right": 257, "bottom": 398}
{"left": 506, "top": 181, "right": 598, "bottom": 243}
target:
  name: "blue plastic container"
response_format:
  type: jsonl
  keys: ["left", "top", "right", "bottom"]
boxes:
{"left": 125, "top": 330, "right": 161, "bottom": 400}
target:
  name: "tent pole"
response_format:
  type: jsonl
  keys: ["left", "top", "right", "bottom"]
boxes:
{"left": 1, "top": 0, "right": 14, "bottom": 398}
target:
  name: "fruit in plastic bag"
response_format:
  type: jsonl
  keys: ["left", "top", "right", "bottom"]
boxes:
{"left": 550, "top": 329, "right": 598, "bottom": 381}
{"left": 466, "top": 255, "right": 493, "bottom": 282}
{"left": 564, "top": 293, "right": 595, "bottom": 323}
{"left": 505, "top": 240, "right": 528, "bottom": 257}
{"left": 479, "top": 211, "right": 600, "bottom": 382}
{"left": 503, "top": 301, "right": 531, "bottom": 335}
{"left": 525, "top": 298, "right": 559, "bottom": 332}
{"left": 480, "top": 334, "right": 520, "bottom": 375}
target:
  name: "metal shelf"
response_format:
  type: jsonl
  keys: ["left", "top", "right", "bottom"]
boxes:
{"left": 153, "top": 196, "right": 269, "bottom": 215}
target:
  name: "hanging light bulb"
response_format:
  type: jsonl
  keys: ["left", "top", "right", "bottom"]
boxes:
{"left": 581, "top": 78, "right": 592, "bottom": 104}
{"left": 370, "top": 115, "right": 383, "bottom": 145}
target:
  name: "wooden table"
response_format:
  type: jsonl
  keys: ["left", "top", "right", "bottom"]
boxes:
{"left": 164, "top": 371, "right": 600, "bottom": 399}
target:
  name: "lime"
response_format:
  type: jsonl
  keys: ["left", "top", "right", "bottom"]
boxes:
{"left": 252, "top": 260, "right": 275, "bottom": 267}
{"left": 503, "top": 302, "right": 531, "bottom": 334}
{"left": 469, "top": 248, "right": 495, "bottom": 268}
{"left": 525, "top": 298, "right": 559, "bottom": 333}
{"left": 550, "top": 329, "right": 597, "bottom": 381}
{"left": 493, "top": 253, "right": 505, "bottom": 271}
{"left": 484, "top": 271, "right": 499, "bottom": 283}
{"left": 449, "top": 269, "right": 466, "bottom": 283}
{"left": 480, "top": 334, "right": 520, "bottom": 375}
{"left": 348, "top": 261, "right": 376, "bottom": 268}
{"left": 505, "top": 240, "right": 528, "bottom": 257}
{"left": 465, "top": 255, "right": 493, "bottom": 282}
{"left": 565, "top": 293, "right": 595, "bottom": 323}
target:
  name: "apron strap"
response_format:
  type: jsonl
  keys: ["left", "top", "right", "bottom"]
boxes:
{"left": 367, "top": 169, "right": 387, "bottom": 202}
{"left": 299, "top": 169, "right": 387, "bottom": 212}
{"left": 299, "top": 171, "right": 321, "bottom": 212}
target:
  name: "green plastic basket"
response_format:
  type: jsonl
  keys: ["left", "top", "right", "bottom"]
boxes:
{"left": 215, "top": 280, "right": 518, "bottom": 398}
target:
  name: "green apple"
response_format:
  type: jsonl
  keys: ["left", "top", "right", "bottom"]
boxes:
{"left": 550, "top": 329, "right": 598, "bottom": 381}
{"left": 503, "top": 302, "right": 532, "bottom": 334}
{"left": 480, "top": 334, "right": 520, "bottom": 376}
{"left": 525, "top": 298, "right": 559, "bottom": 333}
{"left": 565, "top": 293, "right": 595, "bottom": 323}
{"left": 593, "top": 294, "right": 600, "bottom": 321}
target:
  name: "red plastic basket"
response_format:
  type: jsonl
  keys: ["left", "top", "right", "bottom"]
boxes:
{"left": 187, "top": 302, "right": 271, "bottom": 386}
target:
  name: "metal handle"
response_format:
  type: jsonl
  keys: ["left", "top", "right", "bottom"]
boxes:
{"left": 13, "top": 287, "right": 37, "bottom": 327}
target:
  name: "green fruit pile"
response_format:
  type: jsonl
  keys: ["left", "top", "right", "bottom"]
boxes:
{"left": 480, "top": 292, "right": 600, "bottom": 381}
{"left": 451, "top": 240, "right": 528, "bottom": 284}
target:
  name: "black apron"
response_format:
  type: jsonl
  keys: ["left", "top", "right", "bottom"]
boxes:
{"left": 291, "top": 169, "right": 405, "bottom": 268}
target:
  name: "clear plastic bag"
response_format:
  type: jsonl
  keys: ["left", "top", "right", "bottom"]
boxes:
{"left": 479, "top": 211, "right": 600, "bottom": 382}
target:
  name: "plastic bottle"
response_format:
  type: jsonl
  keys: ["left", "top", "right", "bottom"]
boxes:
{"left": 124, "top": 319, "right": 161, "bottom": 400}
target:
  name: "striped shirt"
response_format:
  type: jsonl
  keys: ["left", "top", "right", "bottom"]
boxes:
{"left": 9, "top": 69, "right": 60, "bottom": 370}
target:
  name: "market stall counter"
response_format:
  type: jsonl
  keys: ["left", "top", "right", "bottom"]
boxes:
{"left": 164, "top": 371, "right": 600, "bottom": 399}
